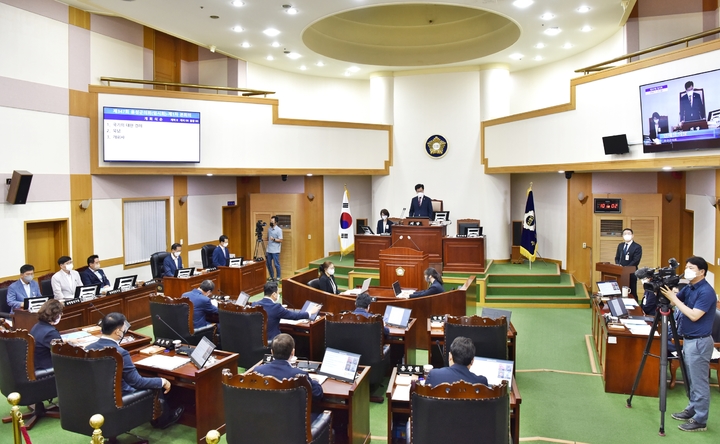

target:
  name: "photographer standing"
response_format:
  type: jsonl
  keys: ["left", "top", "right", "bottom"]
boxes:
{"left": 661, "top": 256, "right": 716, "bottom": 432}
{"left": 266, "top": 215, "right": 283, "bottom": 282}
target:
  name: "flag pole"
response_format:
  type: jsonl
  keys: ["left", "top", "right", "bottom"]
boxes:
{"left": 528, "top": 182, "right": 532, "bottom": 270}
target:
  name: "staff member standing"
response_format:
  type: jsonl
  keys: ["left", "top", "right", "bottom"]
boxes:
{"left": 266, "top": 216, "right": 283, "bottom": 282}
{"left": 212, "top": 235, "right": 230, "bottom": 267}
{"left": 614, "top": 228, "right": 642, "bottom": 298}
{"left": 661, "top": 256, "right": 716, "bottom": 433}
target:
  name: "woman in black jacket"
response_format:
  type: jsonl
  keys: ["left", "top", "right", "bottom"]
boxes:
{"left": 318, "top": 261, "right": 339, "bottom": 294}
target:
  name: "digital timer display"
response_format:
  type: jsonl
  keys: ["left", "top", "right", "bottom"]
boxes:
{"left": 594, "top": 198, "right": 622, "bottom": 213}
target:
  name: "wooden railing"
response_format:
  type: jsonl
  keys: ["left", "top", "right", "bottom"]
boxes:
{"left": 99, "top": 77, "right": 275, "bottom": 97}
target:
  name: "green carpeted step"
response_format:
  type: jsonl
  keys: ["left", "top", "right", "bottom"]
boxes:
{"left": 487, "top": 274, "right": 562, "bottom": 284}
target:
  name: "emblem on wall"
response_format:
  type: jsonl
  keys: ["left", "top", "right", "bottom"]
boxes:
{"left": 425, "top": 135, "right": 448, "bottom": 158}
{"left": 395, "top": 267, "right": 405, "bottom": 277}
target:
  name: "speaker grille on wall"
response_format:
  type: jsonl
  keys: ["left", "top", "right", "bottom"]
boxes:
{"left": 602, "top": 134, "right": 629, "bottom": 155}
{"left": 512, "top": 221, "right": 522, "bottom": 246}
{"left": 6, "top": 170, "right": 33, "bottom": 205}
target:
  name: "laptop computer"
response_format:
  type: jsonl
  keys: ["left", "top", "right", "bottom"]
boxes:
{"left": 74, "top": 285, "right": 99, "bottom": 300}
{"left": 607, "top": 297, "right": 652, "bottom": 321}
{"left": 361, "top": 225, "right": 374, "bottom": 235}
{"left": 383, "top": 305, "right": 412, "bottom": 329}
{"left": 23, "top": 296, "right": 49, "bottom": 312}
{"left": 597, "top": 281, "right": 621, "bottom": 297}
{"left": 228, "top": 257, "right": 244, "bottom": 267}
{"left": 345, "top": 278, "right": 372, "bottom": 296}
{"left": 317, "top": 347, "right": 362, "bottom": 383}
{"left": 469, "top": 357, "right": 514, "bottom": 389}
{"left": 482, "top": 307, "right": 512, "bottom": 324}
{"left": 175, "top": 267, "right": 195, "bottom": 278}
{"left": 235, "top": 291, "right": 250, "bottom": 306}
{"left": 392, "top": 281, "right": 413, "bottom": 298}
{"left": 189, "top": 336, "right": 216, "bottom": 369}
{"left": 301, "top": 300, "right": 323, "bottom": 321}
{"left": 113, "top": 275, "right": 137, "bottom": 290}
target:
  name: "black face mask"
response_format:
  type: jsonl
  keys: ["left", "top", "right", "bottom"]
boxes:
{"left": 270, "top": 222, "right": 275, "bottom": 227}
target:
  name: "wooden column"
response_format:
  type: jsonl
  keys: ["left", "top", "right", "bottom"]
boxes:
{"left": 70, "top": 175, "right": 93, "bottom": 264}
{"left": 304, "top": 175, "right": 324, "bottom": 264}
{"left": 236, "top": 177, "right": 261, "bottom": 258}
{"left": 173, "top": 176, "right": 189, "bottom": 265}
{"left": 566, "top": 173, "right": 593, "bottom": 290}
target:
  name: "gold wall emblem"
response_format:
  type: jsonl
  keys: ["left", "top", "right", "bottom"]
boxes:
{"left": 395, "top": 267, "right": 405, "bottom": 276}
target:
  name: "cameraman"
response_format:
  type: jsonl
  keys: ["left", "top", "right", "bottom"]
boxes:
{"left": 266, "top": 216, "right": 283, "bottom": 282}
{"left": 660, "top": 256, "right": 716, "bottom": 432}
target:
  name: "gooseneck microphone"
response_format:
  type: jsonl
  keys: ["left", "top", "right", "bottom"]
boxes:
{"left": 435, "top": 339, "right": 445, "bottom": 362}
{"left": 89, "top": 302, "right": 107, "bottom": 326}
{"left": 389, "top": 235, "right": 405, "bottom": 248}
{"left": 155, "top": 315, "right": 188, "bottom": 344}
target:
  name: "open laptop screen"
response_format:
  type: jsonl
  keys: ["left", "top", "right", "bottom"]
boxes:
{"left": 597, "top": 281, "right": 621, "bottom": 297}
{"left": 236, "top": 291, "right": 250, "bottom": 306}
{"left": 190, "top": 336, "right": 216, "bottom": 369}
{"left": 607, "top": 297, "right": 629, "bottom": 318}
{"left": 469, "top": 357, "right": 514, "bottom": 388}
{"left": 360, "top": 278, "right": 371, "bottom": 293}
{"left": 383, "top": 305, "right": 411, "bottom": 328}
{"left": 482, "top": 308, "right": 512, "bottom": 324}
{"left": 392, "top": 281, "right": 402, "bottom": 296}
{"left": 113, "top": 275, "right": 137, "bottom": 290}
{"left": 318, "top": 347, "right": 361, "bottom": 383}
{"left": 301, "top": 300, "right": 323, "bottom": 321}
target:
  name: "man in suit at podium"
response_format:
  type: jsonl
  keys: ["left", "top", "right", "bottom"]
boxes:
{"left": 679, "top": 80, "right": 705, "bottom": 124}
{"left": 212, "top": 235, "right": 230, "bottom": 267}
{"left": 163, "top": 243, "right": 183, "bottom": 277}
{"left": 409, "top": 184, "right": 434, "bottom": 218}
{"left": 81, "top": 255, "right": 111, "bottom": 292}
{"left": 614, "top": 228, "right": 642, "bottom": 298}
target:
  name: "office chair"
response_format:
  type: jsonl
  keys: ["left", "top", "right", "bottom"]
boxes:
{"left": 51, "top": 342, "right": 159, "bottom": 439}
{"left": 222, "top": 370, "right": 333, "bottom": 444}
{"left": 307, "top": 278, "right": 322, "bottom": 290}
{"left": 0, "top": 329, "right": 60, "bottom": 429}
{"left": 410, "top": 380, "right": 510, "bottom": 444}
{"left": 0, "top": 280, "right": 14, "bottom": 320}
{"left": 149, "top": 295, "right": 216, "bottom": 346}
{"left": 444, "top": 315, "right": 508, "bottom": 366}
{"left": 200, "top": 244, "right": 216, "bottom": 269}
{"left": 150, "top": 252, "right": 169, "bottom": 279}
{"left": 37, "top": 273, "right": 54, "bottom": 298}
{"left": 431, "top": 199, "right": 443, "bottom": 213}
{"left": 669, "top": 307, "right": 720, "bottom": 390}
{"left": 217, "top": 303, "right": 270, "bottom": 369}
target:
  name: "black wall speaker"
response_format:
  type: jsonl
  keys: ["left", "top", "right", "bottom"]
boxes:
{"left": 512, "top": 221, "right": 522, "bottom": 246}
{"left": 602, "top": 134, "right": 630, "bottom": 155}
{"left": 6, "top": 170, "right": 33, "bottom": 205}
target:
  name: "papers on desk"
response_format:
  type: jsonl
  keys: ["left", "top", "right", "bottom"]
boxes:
{"left": 622, "top": 298, "right": 639, "bottom": 308}
{"left": 624, "top": 324, "right": 659, "bottom": 336}
{"left": 392, "top": 374, "right": 413, "bottom": 401}
{"left": 714, "top": 348, "right": 720, "bottom": 360}
{"left": 309, "top": 374, "right": 328, "bottom": 384}
{"left": 279, "top": 319, "right": 306, "bottom": 325}
{"left": 61, "top": 331, "right": 91, "bottom": 341}
{"left": 136, "top": 355, "right": 190, "bottom": 371}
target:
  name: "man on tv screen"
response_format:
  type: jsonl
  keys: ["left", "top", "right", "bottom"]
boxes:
{"left": 679, "top": 80, "right": 705, "bottom": 124}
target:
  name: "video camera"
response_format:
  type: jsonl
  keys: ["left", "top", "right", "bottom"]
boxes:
{"left": 635, "top": 258, "right": 681, "bottom": 297}
{"left": 255, "top": 220, "right": 266, "bottom": 239}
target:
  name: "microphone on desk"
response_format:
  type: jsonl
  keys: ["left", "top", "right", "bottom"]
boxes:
{"left": 405, "top": 235, "right": 421, "bottom": 251}
{"left": 89, "top": 302, "right": 107, "bottom": 326}
{"left": 435, "top": 340, "right": 445, "bottom": 362}
{"left": 155, "top": 315, "right": 188, "bottom": 344}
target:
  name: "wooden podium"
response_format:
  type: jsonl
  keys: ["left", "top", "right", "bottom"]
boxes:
{"left": 378, "top": 246, "right": 429, "bottom": 290}
{"left": 595, "top": 262, "right": 636, "bottom": 290}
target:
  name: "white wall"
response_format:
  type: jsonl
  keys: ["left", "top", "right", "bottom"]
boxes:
{"left": 685, "top": 169, "right": 716, "bottom": 287}
{"left": 323, "top": 176, "right": 372, "bottom": 255}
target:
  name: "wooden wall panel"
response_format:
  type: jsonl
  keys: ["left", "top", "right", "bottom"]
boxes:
{"left": 143, "top": 26, "right": 154, "bottom": 51}
{"left": 70, "top": 175, "right": 93, "bottom": 263}
{"left": 658, "top": 171, "right": 686, "bottom": 264}
{"left": 68, "top": 7, "right": 90, "bottom": 30}
{"left": 173, "top": 176, "right": 189, "bottom": 265}
{"left": 153, "top": 31, "right": 180, "bottom": 89}
{"left": 304, "top": 176, "right": 325, "bottom": 264}
{"left": 236, "top": 177, "right": 261, "bottom": 258}
{"left": 69, "top": 89, "right": 91, "bottom": 118}
{"left": 566, "top": 173, "right": 593, "bottom": 289}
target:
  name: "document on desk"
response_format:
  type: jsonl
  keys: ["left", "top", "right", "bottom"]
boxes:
{"left": 61, "top": 331, "right": 92, "bottom": 341}
{"left": 626, "top": 324, "right": 659, "bottom": 336}
{"left": 622, "top": 298, "right": 639, "bottom": 308}
{"left": 136, "top": 355, "right": 190, "bottom": 371}
{"left": 279, "top": 319, "right": 305, "bottom": 325}
{"left": 393, "top": 384, "right": 411, "bottom": 402}
{"left": 309, "top": 374, "right": 328, "bottom": 384}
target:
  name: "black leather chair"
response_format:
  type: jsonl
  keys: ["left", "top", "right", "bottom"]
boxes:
{"left": 149, "top": 295, "right": 216, "bottom": 346}
{"left": 200, "top": 244, "right": 216, "bottom": 269}
{"left": 670, "top": 307, "right": 720, "bottom": 390}
{"left": 0, "top": 329, "right": 59, "bottom": 429}
{"left": 217, "top": 303, "right": 270, "bottom": 369}
{"left": 150, "top": 251, "right": 169, "bottom": 279}
{"left": 0, "top": 279, "right": 14, "bottom": 320}
{"left": 410, "top": 380, "right": 510, "bottom": 444}
{"left": 51, "top": 342, "right": 159, "bottom": 439}
{"left": 37, "top": 273, "right": 54, "bottom": 298}
{"left": 221, "top": 370, "right": 332, "bottom": 444}
{"left": 325, "top": 313, "right": 390, "bottom": 400}
{"left": 307, "top": 278, "right": 322, "bottom": 290}
{"left": 444, "top": 315, "right": 508, "bottom": 366}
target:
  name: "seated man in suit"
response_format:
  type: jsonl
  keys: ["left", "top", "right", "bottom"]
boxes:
{"left": 81, "top": 255, "right": 112, "bottom": 293}
{"left": 29, "top": 299, "right": 63, "bottom": 371}
{"left": 254, "top": 333, "right": 323, "bottom": 401}
{"left": 252, "top": 282, "right": 320, "bottom": 341}
{"left": 182, "top": 280, "right": 218, "bottom": 330}
{"left": 352, "top": 292, "right": 389, "bottom": 336}
{"left": 6, "top": 264, "right": 42, "bottom": 313}
{"left": 426, "top": 336, "right": 488, "bottom": 387}
{"left": 212, "top": 235, "right": 230, "bottom": 267}
{"left": 50, "top": 256, "right": 84, "bottom": 300}
{"left": 409, "top": 183, "right": 434, "bottom": 218}
{"left": 85, "top": 312, "right": 183, "bottom": 429}
{"left": 163, "top": 243, "right": 183, "bottom": 277}
{"left": 409, "top": 267, "right": 444, "bottom": 298}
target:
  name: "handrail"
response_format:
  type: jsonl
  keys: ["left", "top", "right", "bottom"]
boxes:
{"left": 99, "top": 77, "right": 275, "bottom": 97}
{"left": 575, "top": 27, "right": 720, "bottom": 74}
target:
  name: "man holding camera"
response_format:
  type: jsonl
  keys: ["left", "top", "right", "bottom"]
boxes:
{"left": 266, "top": 215, "right": 283, "bottom": 282}
{"left": 661, "top": 256, "right": 716, "bottom": 432}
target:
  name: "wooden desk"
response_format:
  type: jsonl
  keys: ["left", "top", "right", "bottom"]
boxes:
{"left": 427, "top": 320, "right": 517, "bottom": 370}
{"left": 132, "top": 349, "right": 239, "bottom": 442}
{"left": 315, "top": 366, "right": 371, "bottom": 444}
{"left": 386, "top": 318, "right": 418, "bottom": 366}
{"left": 591, "top": 298, "right": 660, "bottom": 397}
{"left": 163, "top": 270, "right": 220, "bottom": 298}
{"left": 218, "top": 262, "right": 265, "bottom": 296}
{"left": 60, "top": 325, "right": 152, "bottom": 352}
{"left": 279, "top": 315, "right": 327, "bottom": 362}
{"left": 392, "top": 225, "right": 446, "bottom": 264}
{"left": 385, "top": 368, "right": 522, "bottom": 444}
{"left": 12, "top": 283, "right": 159, "bottom": 332}
{"left": 354, "top": 235, "right": 392, "bottom": 268}
{"left": 442, "top": 236, "right": 487, "bottom": 273}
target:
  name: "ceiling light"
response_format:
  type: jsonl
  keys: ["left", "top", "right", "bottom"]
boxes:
{"left": 266, "top": 55, "right": 274, "bottom": 61}
{"left": 231, "top": 1, "right": 245, "bottom": 6}
{"left": 284, "top": 6, "right": 298, "bottom": 15}
{"left": 241, "top": 42, "right": 251, "bottom": 48}
{"left": 316, "top": 61, "right": 325, "bottom": 67}
{"left": 509, "top": 53, "right": 524, "bottom": 60}
{"left": 263, "top": 28, "right": 281, "bottom": 37}
{"left": 558, "top": 170, "right": 565, "bottom": 174}
{"left": 299, "top": 65, "right": 307, "bottom": 70}
{"left": 286, "top": 52, "right": 301, "bottom": 59}
{"left": 534, "top": 55, "right": 543, "bottom": 61}
{"left": 544, "top": 27, "right": 561, "bottom": 36}
{"left": 540, "top": 13, "right": 555, "bottom": 20}
{"left": 347, "top": 66, "right": 360, "bottom": 72}
{"left": 232, "top": 25, "right": 243, "bottom": 32}
{"left": 206, "top": 173, "right": 213, "bottom": 176}
{"left": 577, "top": 6, "right": 591, "bottom": 13}
{"left": 209, "top": 45, "right": 216, "bottom": 53}
{"left": 271, "top": 42, "right": 280, "bottom": 48}
{"left": 534, "top": 42, "right": 545, "bottom": 49}
{"left": 581, "top": 25, "right": 592, "bottom": 32}
{"left": 344, "top": 71, "right": 352, "bottom": 76}
{"left": 662, "top": 166, "right": 672, "bottom": 171}
{"left": 513, "top": 0, "right": 534, "bottom": 8}
{"left": 307, "top": 173, "right": 313, "bottom": 177}
{"left": 210, "top": 15, "right": 219, "bottom": 20}
{"left": 562, "top": 43, "right": 573, "bottom": 49}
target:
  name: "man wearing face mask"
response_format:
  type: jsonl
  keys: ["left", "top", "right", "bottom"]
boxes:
{"left": 51, "top": 256, "right": 83, "bottom": 301}
{"left": 163, "top": 243, "right": 183, "bottom": 277}
{"left": 81, "top": 255, "right": 112, "bottom": 293}
{"left": 212, "top": 235, "right": 230, "bottom": 267}
{"left": 182, "top": 280, "right": 219, "bottom": 330}
{"left": 266, "top": 216, "right": 283, "bottom": 282}
{"left": 660, "top": 257, "right": 716, "bottom": 432}
{"left": 679, "top": 80, "right": 705, "bottom": 124}
{"left": 6, "top": 264, "right": 41, "bottom": 313}
{"left": 376, "top": 208, "right": 394, "bottom": 234}
{"left": 614, "top": 228, "right": 642, "bottom": 298}
{"left": 29, "top": 299, "right": 64, "bottom": 370}
{"left": 409, "top": 184, "right": 434, "bottom": 219}
{"left": 252, "top": 282, "right": 320, "bottom": 341}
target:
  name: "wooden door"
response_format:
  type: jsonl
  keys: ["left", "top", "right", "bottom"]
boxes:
{"left": 222, "top": 206, "right": 242, "bottom": 257}
{"left": 248, "top": 194, "right": 304, "bottom": 277}
{"left": 25, "top": 220, "right": 69, "bottom": 276}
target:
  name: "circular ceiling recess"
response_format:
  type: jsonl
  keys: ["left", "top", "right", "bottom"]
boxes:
{"left": 302, "top": 4, "right": 520, "bottom": 67}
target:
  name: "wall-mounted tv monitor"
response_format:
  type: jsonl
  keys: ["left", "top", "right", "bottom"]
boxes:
{"left": 640, "top": 68, "right": 720, "bottom": 153}
{"left": 103, "top": 107, "right": 201, "bottom": 162}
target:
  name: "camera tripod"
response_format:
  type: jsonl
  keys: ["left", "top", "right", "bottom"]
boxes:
{"left": 253, "top": 234, "right": 266, "bottom": 262}
{"left": 626, "top": 296, "right": 689, "bottom": 436}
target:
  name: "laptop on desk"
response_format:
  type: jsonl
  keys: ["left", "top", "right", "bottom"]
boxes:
{"left": 189, "top": 336, "right": 216, "bottom": 369}
{"left": 607, "top": 297, "right": 652, "bottom": 321}
{"left": 392, "top": 281, "right": 413, "bottom": 299}
{"left": 317, "top": 347, "right": 361, "bottom": 383}
{"left": 235, "top": 291, "right": 250, "bottom": 306}
{"left": 597, "top": 281, "right": 621, "bottom": 297}
{"left": 345, "top": 278, "right": 372, "bottom": 296}
{"left": 301, "top": 300, "right": 323, "bottom": 321}
{"left": 469, "top": 357, "right": 514, "bottom": 388}
{"left": 383, "top": 305, "right": 412, "bottom": 329}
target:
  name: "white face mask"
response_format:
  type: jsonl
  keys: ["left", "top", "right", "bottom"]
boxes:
{"left": 64, "top": 263, "right": 74, "bottom": 271}
{"left": 328, "top": 268, "right": 335, "bottom": 276}
{"left": 174, "top": 251, "right": 181, "bottom": 258}
{"left": 684, "top": 268, "right": 697, "bottom": 280}
{"left": 223, "top": 242, "right": 229, "bottom": 248}
{"left": 381, "top": 215, "right": 388, "bottom": 220}
{"left": 417, "top": 192, "right": 424, "bottom": 199}
{"left": 623, "top": 234, "right": 632, "bottom": 242}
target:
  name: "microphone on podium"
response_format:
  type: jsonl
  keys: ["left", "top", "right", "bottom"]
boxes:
{"left": 389, "top": 235, "right": 405, "bottom": 248}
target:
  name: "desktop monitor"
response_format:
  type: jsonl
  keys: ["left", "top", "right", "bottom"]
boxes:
{"left": 433, "top": 211, "right": 450, "bottom": 223}
{"left": 458, "top": 221, "right": 480, "bottom": 236}
{"left": 607, "top": 298, "right": 629, "bottom": 318}
{"left": 466, "top": 227, "right": 481, "bottom": 237}
{"left": 113, "top": 275, "right": 137, "bottom": 290}
{"left": 361, "top": 225, "right": 374, "bottom": 235}
{"left": 383, "top": 305, "right": 412, "bottom": 328}
{"left": 74, "top": 285, "right": 99, "bottom": 300}
{"left": 318, "top": 347, "right": 361, "bottom": 383}
{"left": 228, "top": 257, "right": 244, "bottom": 267}
{"left": 23, "top": 296, "right": 49, "bottom": 312}
{"left": 175, "top": 267, "right": 195, "bottom": 278}
{"left": 602, "top": 134, "right": 630, "bottom": 155}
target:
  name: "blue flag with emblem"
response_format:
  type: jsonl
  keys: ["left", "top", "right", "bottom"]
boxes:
{"left": 520, "top": 185, "right": 537, "bottom": 262}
